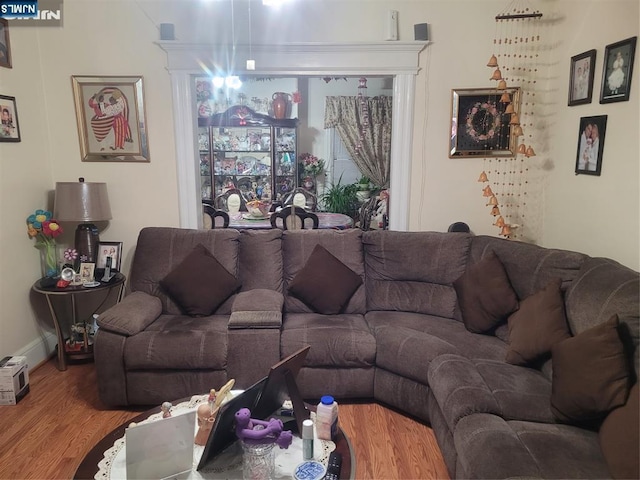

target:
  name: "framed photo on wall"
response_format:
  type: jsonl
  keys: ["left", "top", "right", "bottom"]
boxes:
{"left": 71, "top": 75, "right": 150, "bottom": 162}
{"left": 0, "top": 19, "right": 11, "bottom": 69}
{"left": 96, "top": 241, "right": 123, "bottom": 271}
{"left": 575, "top": 115, "right": 607, "bottom": 176}
{"left": 0, "top": 94, "right": 20, "bottom": 142}
{"left": 568, "top": 49, "right": 596, "bottom": 106}
{"left": 600, "top": 36, "right": 637, "bottom": 103}
{"left": 449, "top": 87, "right": 521, "bottom": 158}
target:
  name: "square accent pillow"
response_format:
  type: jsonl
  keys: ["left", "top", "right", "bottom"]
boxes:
{"left": 160, "top": 243, "right": 240, "bottom": 316}
{"left": 551, "top": 314, "right": 630, "bottom": 425}
{"left": 599, "top": 382, "right": 639, "bottom": 480}
{"left": 453, "top": 250, "right": 519, "bottom": 334}
{"left": 288, "top": 244, "right": 362, "bottom": 315}
{"left": 505, "top": 278, "right": 571, "bottom": 366}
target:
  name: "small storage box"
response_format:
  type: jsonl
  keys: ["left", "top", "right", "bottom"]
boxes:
{"left": 0, "top": 356, "right": 29, "bottom": 405}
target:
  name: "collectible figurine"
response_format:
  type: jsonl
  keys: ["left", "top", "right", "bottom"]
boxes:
{"left": 234, "top": 408, "right": 293, "bottom": 449}
{"left": 161, "top": 401, "right": 172, "bottom": 418}
{"left": 194, "top": 379, "right": 236, "bottom": 446}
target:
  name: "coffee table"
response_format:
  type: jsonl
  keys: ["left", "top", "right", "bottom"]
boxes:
{"left": 74, "top": 396, "right": 354, "bottom": 479}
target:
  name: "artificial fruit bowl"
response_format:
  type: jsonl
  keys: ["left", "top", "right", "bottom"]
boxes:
{"left": 246, "top": 200, "right": 270, "bottom": 218}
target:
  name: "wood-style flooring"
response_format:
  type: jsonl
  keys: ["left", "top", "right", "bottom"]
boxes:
{"left": 0, "top": 359, "right": 450, "bottom": 480}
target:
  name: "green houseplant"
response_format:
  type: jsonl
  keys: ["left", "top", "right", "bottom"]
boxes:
{"left": 320, "top": 175, "right": 359, "bottom": 218}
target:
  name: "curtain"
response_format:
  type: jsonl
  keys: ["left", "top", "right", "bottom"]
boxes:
{"left": 324, "top": 96, "right": 393, "bottom": 188}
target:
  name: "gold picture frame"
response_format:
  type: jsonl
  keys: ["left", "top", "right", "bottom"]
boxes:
{"left": 449, "top": 87, "right": 521, "bottom": 158}
{"left": 71, "top": 75, "right": 150, "bottom": 162}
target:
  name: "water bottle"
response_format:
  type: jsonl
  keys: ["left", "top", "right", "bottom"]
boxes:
{"left": 316, "top": 395, "right": 338, "bottom": 441}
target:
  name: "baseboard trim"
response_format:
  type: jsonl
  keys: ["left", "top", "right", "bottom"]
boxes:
{"left": 16, "top": 332, "right": 57, "bottom": 370}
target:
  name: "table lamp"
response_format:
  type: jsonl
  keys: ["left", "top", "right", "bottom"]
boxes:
{"left": 53, "top": 178, "right": 112, "bottom": 264}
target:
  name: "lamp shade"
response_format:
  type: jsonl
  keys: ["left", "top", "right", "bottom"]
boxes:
{"left": 54, "top": 179, "right": 112, "bottom": 222}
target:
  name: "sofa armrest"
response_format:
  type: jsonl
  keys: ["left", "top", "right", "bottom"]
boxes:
{"left": 97, "top": 291, "right": 163, "bottom": 336}
{"left": 229, "top": 289, "right": 283, "bottom": 329}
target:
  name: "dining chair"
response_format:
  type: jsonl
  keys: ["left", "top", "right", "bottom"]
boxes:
{"left": 282, "top": 188, "right": 317, "bottom": 211}
{"left": 270, "top": 206, "right": 319, "bottom": 230}
{"left": 214, "top": 188, "right": 248, "bottom": 213}
{"left": 203, "top": 204, "right": 230, "bottom": 229}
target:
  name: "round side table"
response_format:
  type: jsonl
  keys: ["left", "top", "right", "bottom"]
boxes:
{"left": 32, "top": 272, "right": 126, "bottom": 371}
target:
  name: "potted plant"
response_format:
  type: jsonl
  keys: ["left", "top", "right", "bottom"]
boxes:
{"left": 355, "top": 175, "right": 371, "bottom": 202}
{"left": 320, "top": 175, "right": 359, "bottom": 219}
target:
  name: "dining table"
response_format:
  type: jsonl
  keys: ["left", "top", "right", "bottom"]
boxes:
{"left": 228, "top": 212, "right": 354, "bottom": 230}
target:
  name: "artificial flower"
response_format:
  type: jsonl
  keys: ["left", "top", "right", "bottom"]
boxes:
{"left": 26, "top": 209, "right": 64, "bottom": 278}
{"left": 299, "top": 153, "right": 325, "bottom": 176}
{"left": 64, "top": 248, "right": 78, "bottom": 262}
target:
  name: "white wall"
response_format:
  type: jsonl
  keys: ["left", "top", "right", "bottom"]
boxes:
{"left": 1, "top": 0, "right": 638, "bottom": 368}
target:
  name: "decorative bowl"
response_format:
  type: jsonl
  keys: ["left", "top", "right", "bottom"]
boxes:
{"left": 246, "top": 201, "right": 270, "bottom": 218}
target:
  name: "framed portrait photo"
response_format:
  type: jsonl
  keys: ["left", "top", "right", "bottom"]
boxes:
{"left": 568, "top": 49, "right": 596, "bottom": 106}
{"left": 80, "top": 262, "right": 96, "bottom": 284}
{"left": 449, "top": 87, "right": 521, "bottom": 158}
{"left": 600, "top": 36, "right": 637, "bottom": 103}
{"left": 71, "top": 75, "right": 150, "bottom": 162}
{"left": 0, "top": 94, "right": 20, "bottom": 142}
{"left": 96, "top": 241, "right": 123, "bottom": 271}
{"left": 0, "top": 19, "right": 11, "bottom": 69}
{"left": 575, "top": 115, "right": 607, "bottom": 176}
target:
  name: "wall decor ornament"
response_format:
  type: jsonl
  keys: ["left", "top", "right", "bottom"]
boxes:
{"left": 575, "top": 115, "right": 607, "bottom": 176}
{"left": 0, "top": 19, "right": 11, "bottom": 69}
{"left": 599, "top": 36, "right": 637, "bottom": 104}
{"left": 568, "top": 49, "right": 596, "bottom": 106}
{"left": 71, "top": 76, "right": 150, "bottom": 162}
{"left": 0, "top": 94, "right": 20, "bottom": 142}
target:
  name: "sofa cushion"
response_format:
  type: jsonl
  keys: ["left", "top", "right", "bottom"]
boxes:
{"left": 599, "top": 382, "right": 639, "bottom": 479}
{"left": 551, "top": 314, "right": 631, "bottom": 425}
{"left": 453, "top": 251, "right": 519, "bottom": 334}
{"left": 505, "top": 278, "right": 571, "bottom": 366}
{"left": 288, "top": 244, "right": 362, "bottom": 315}
{"left": 160, "top": 243, "right": 240, "bottom": 316}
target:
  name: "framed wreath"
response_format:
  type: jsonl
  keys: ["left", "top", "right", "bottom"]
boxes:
{"left": 450, "top": 87, "right": 521, "bottom": 158}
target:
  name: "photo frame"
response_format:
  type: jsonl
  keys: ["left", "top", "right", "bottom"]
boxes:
{"left": 575, "top": 115, "right": 607, "bottom": 176}
{"left": 71, "top": 75, "right": 150, "bottom": 162}
{"left": 449, "top": 87, "right": 521, "bottom": 158}
{"left": 568, "top": 49, "right": 596, "bottom": 106}
{"left": 80, "top": 262, "right": 96, "bottom": 283}
{"left": 96, "top": 241, "right": 123, "bottom": 271}
{"left": 0, "top": 94, "right": 20, "bottom": 142}
{"left": 0, "top": 19, "right": 11, "bottom": 69}
{"left": 600, "top": 36, "right": 637, "bottom": 103}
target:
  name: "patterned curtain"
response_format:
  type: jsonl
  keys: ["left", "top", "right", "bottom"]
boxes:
{"left": 324, "top": 96, "right": 393, "bottom": 188}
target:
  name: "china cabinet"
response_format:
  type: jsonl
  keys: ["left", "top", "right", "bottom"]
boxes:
{"left": 198, "top": 105, "right": 299, "bottom": 205}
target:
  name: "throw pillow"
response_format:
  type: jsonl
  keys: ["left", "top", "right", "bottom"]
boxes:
{"left": 288, "top": 244, "right": 362, "bottom": 315}
{"left": 160, "top": 243, "right": 240, "bottom": 316}
{"left": 453, "top": 250, "right": 519, "bottom": 334}
{"left": 599, "top": 382, "right": 639, "bottom": 479}
{"left": 505, "top": 278, "right": 571, "bottom": 366}
{"left": 550, "top": 314, "right": 630, "bottom": 425}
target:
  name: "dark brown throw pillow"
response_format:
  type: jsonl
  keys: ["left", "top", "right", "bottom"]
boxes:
{"left": 599, "top": 382, "right": 639, "bottom": 480}
{"left": 160, "top": 243, "right": 239, "bottom": 316}
{"left": 505, "top": 278, "right": 571, "bottom": 366}
{"left": 288, "top": 244, "right": 362, "bottom": 315}
{"left": 551, "top": 315, "right": 630, "bottom": 425}
{"left": 453, "top": 251, "right": 519, "bottom": 334}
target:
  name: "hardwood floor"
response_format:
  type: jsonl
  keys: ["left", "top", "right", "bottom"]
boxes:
{"left": 0, "top": 359, "right": 450, "bottom": 480}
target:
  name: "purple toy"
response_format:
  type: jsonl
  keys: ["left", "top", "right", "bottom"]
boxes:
{"left": 235, "top": 408, "right": 293, "bottom": 449}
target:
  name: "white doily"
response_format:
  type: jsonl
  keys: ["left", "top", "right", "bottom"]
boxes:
{"left": 95, "top": 395, "right": 335, "bottom": 480}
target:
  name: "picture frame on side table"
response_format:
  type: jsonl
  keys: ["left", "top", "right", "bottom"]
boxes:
{"left": 449, "top": 87, "right": 521, "bottom": 158}
{"left": 600, "top": 36, "right": 637, "bottom": 103}
{"left": 0, "top": 94, "right": 20, "bottom": 142}
{"left": 568, "top": 49, "right": 596, "bottom": 106}
{"left": 80, "top": 262, "right": 96, "bottom": 284}
{"left": 575, "top": 115, "right": 607, "bottom": 176}
{"left": 71, "top": 75, "right": 150, "bottom": 162}
{"left": 0, "top": 19, "right": 11, "bottom": 69}
{"left": 96, "top": 241, "right": 123, "bottom": 271}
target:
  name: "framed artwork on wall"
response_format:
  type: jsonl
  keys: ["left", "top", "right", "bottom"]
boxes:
{"left": 449, "top": 87, "right": 521, "bottom": 158}
{"left": 96, "top": 241, "right": 123, "bottom": 271}
{"left": 575, "top": 115, "right": 607, "bottom": 176}
{"left": 71, "top": 75, "right": 150, "bottom": 162}
{"left": 0, "top": 94, "right": 20, "bottom": 142}
{"left": 0, "top": 19, "right": 11, "bottom": 69}
{"left": 568, "top": 49, "right": 596, "bottom": 106}
{"left": 600, "top": 36, "right": 637, "bottom": 104}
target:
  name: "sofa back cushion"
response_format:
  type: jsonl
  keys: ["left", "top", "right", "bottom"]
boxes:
{"left": 238, "top": 229, "right": 283, "bottom": 293}
{"left": 130, "top": 227, "right": 240, "bottom": 315}
{"left": 363, "top": 231, "right": 471, "bottom": 318}
{"left": 282, "top": 229, "right": 366, "bottom": 314}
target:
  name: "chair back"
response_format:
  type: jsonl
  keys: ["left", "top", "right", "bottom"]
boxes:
{"left": 215, "top": 188, "right": 248, "bottom": 213}
{"left": 270, "top": 206, "right": 319, "bottom": 230}
{"left": 203, "top": 204, "right": 230, "bottom": 229}
{"left": 283, "top": 188, "right": 317, "bottom": 211}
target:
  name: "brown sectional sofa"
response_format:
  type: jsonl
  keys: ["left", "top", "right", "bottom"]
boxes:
{"left": 94, "top": 227, "right": 639, "bottom": 479}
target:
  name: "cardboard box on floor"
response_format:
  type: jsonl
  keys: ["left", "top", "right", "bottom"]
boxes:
{"left": 0, "top": 356, "right": 30, "bottom": 405}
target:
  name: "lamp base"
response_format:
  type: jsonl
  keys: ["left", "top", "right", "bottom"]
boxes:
{"left": 75, "top": 223, "right": 100, "bottom": 264}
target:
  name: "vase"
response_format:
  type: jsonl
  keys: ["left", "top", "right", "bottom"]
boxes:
{"left": 39, "top": 242, "right": 59, "bottom": 278}
{"left": 272, "top": 92, "right": 290, "bottom": 120}
{"left": 241, "top": 441, "right": 275, "bottom": 480}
